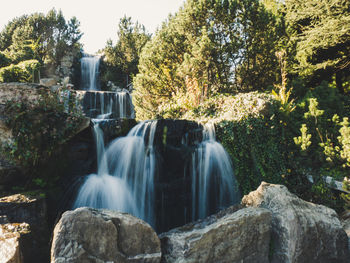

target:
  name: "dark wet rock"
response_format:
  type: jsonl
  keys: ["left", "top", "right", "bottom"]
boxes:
{"left": 0, "top": 193, "right": 49, "bottom": 262}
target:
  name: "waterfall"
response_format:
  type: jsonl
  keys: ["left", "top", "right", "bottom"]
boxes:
{"left": 74, "top": 121, "right": 157, "bottom": 227}
{"left": 74, "top": 118, "right": 240, "bottom": 230}
{"left": 191, "top": 122, "right": 240, "bottom": 220}
{"left": 81, "top": 56, "right": 100, "bottom": 91}
{"left": 80, "top": 90, "right": 134, "bottom": 119}
{"left": 74, "top": 55, "right": 239, "bottom": 229}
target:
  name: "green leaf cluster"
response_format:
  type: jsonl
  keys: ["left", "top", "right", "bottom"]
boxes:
{"left": 285, "top": 0, "right": 350, "bottom": 93}
{"left": 2, "top": 88, "right": 85, "bottom": 168}
{"left": 100, "top": 16, "right": 151, "bottom": 89}
{"left": 0, "top": 59, "right": 40, "bottom": 82}
{"left": 0, "top": 8, "right": 82, "bottom": 82}
{"left": 133, "top": 0, "right": 284, "bottom": 120}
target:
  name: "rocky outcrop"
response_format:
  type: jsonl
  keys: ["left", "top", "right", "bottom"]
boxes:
{"left": 341, "top": 210, "right": 350, "bottom": 251}
{"left": 40, "top": 78, "right": 57, "bottom": 87}
{"left": 0, "top": 159, "right": 23, "bottom": 192}
{"left": 51, "top": 207, "right": 161, "bottom": 263}
{"left": 0, "top": 193, "right": 49, "bottom": 263}
{"left": 0, "top": 83, "right": 46, "bottom": 146}
{"left": 159, "top": 206, "right": 271, "bottom": 263}
{"left": 242, "top": 182, "right": 349, "bottom": 263}
{"left": 0, "top": 223, "right": 31, "bottom": 263}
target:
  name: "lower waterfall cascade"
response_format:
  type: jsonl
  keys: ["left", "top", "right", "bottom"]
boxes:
{"left": 73, "top": 53, "right": 240, "bottom": 231}
{"left": 74, "top": 119, "right": 241, "bottom": 231}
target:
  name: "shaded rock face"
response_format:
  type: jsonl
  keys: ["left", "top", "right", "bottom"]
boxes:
{"left": 242, "top": 182, "right": 349, "bottom": 263}
{"left": 151, "top": 119, "right": 204, "bottom": 232}
{"left": 0, "top": 223, "right": 30, "bottom": 263}
{"left": 0, "top": 194, "right": 49, "bottom": 263}
{"left": 341, "top": 211, "right": 350, "bottom": 251}
{"left": 0, "top": 159, "right": 23, "bottom": 193}
{"left": 51, "top": 207, "right": 161, "bottom": 263}
{"left": 40, "top": 78, "right": 57, "bottom": 87}
{"left": 0, "top": 83, "right": 47, "bottom": 146}
{"left": 159, "top": 206, "right": 271, "bottom": 263}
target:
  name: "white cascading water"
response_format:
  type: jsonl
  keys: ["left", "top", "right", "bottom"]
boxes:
{"left": 191, "top": 122, "right": 240, "bottom": 220}
{"left": 74, "top": 121, "right": 157, "bottom": 227}
{"left": 74, "top": 55, "right": 240, "bottom": 228}
{"left": 84, "top": 90, "right": 134, "bottom": 119}
{"left": 81, "top": 56, "right": 100, "bottom": 91}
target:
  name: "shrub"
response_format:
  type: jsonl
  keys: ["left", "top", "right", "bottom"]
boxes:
{"left": 0, "top": 51, "right": 10, "bottom": 67}
{"left": 2, "top": 88, "right": 84, "bottom": 168}
{"left": 0, "top": 59, "right": 40, "bottom": 82}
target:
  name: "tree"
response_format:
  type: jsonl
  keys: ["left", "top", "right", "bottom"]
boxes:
{"left": 133, "top": 0, "right": 283, "bottom": 120}
{"left": 102, "top": 16, "right": 151, "bottom": 88}
{"left": 0, "top": 9, "right": 82, "bottom": 68}
{"left": 285, "top": 0, "right": 350, "bottom": 93}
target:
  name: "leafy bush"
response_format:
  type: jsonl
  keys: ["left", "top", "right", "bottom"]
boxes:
{"left": 0, "top": 59, "right": 40, "bottom": 82}
{"left": 0, "top": 51, "right": 10, "bottom": 67}
{"left": 341, "top": 177, "right": 350, "bottom": 210}
{"left": 2, "top": 87, "right": 84, "bottom": 168}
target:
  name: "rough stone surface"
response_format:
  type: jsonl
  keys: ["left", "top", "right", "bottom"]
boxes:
{"left": 0, "top": 83, "right": 46, "bottom": 146}
{"left": 0, "top": 193, "right": 49, "bottom": 263}
{"left": 242, "top": 182, "right": 349, "bottom": 263}
{"left": 0, "top": 159, "right": 23, "bottom": 191}
{"left": 0, "top": 223, "right": 30, "bottom": 263}
{"left": 159, "top": 206, "right": 271, "bottom": 263}
{"left": 40, "top": 78, "right": 57, "bottom": 87}
{"left": 51, "top": 207, "right": 161, "bottom": 263}
{"left": 341, "top": 210, "right": 350, "bottom": 251}
{"left": 0, "top": 83, "right": 90, "bottom": 152}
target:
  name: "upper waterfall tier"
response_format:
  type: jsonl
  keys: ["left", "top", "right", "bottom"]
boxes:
{"left": 74, "top": 90, "right": 135, "bottom": 119}
{"left": 81, "top": 56, "right": 100, "bottom": 91}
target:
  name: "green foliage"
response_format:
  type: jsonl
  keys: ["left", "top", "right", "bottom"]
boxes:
{"left": 101, "top": 16, "right": 150, "bottom": 89}
{"left": 285, "top": 0, "right": 350, "bottom": 92}
{"left": 0, "top": 51, "right": 10, "bottom": 67}
{"left": 2, "top": 88, "right": 85, "bottom": 168}
{"left": 341, "top": 177, "right": 350, "bottom": 210}
{"left": 272, "top": 50, "right": 296, "bottom": 114}
{"left": 217, "top": 115, "right": 288, "bottom": 195}
{"left": 338, "top": 118, "right": 350, "bottom": 167}
{"left": 0, "top": 59, "right": 40, "bottom": 82}
{"left": 133, "top": 0, "right": 284, "bottom": 120}
{"left": 0, "top": 9, "right": 82, "bottom": 73}
{"left": 294, "top": 124, "right": 312, "bottom": 151}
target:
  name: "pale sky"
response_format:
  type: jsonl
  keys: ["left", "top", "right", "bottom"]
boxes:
{"left": 0, "top": 0, "right": 185, "bottom": 54}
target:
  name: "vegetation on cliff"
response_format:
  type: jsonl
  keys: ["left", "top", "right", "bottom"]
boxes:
{"left": 0, "top": 8, "right": 82, "bottom": 82}
{"left": 130, "top": 0, "right": 350, "bottom": 211}
{"left": 0, "top": 0, "right": 349, "bottom": 212}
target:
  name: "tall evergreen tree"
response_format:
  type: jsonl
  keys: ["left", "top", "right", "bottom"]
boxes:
{"left": 285, "top": 0, "right": 350, "bottom": 93}
{"left": 102, "top": 16, "right": 150, "bottom": 88}
{"left": 133, "top": 0, "right": 283, "bottom": 120}
{"left": 0, "top": 9, "right": 82, "bottom": 67}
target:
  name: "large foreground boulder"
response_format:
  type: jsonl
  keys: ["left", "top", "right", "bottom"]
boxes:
{"left": 0, "top": 193, "right": 49, "bottom": 263}
{"left": 242, "top": 182, "right": 349, "bottom": 263}
{"left": 341, "top": 210, "right": 350, "bottom": 251}
{"left": 0, "top": 223, "right": 30, "bottom": 263}
{"left": 51, "top": 207, "right": 161, "bottom": 263}
{"left": 159, "top": 206, "right": 272, "bottom": 263}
